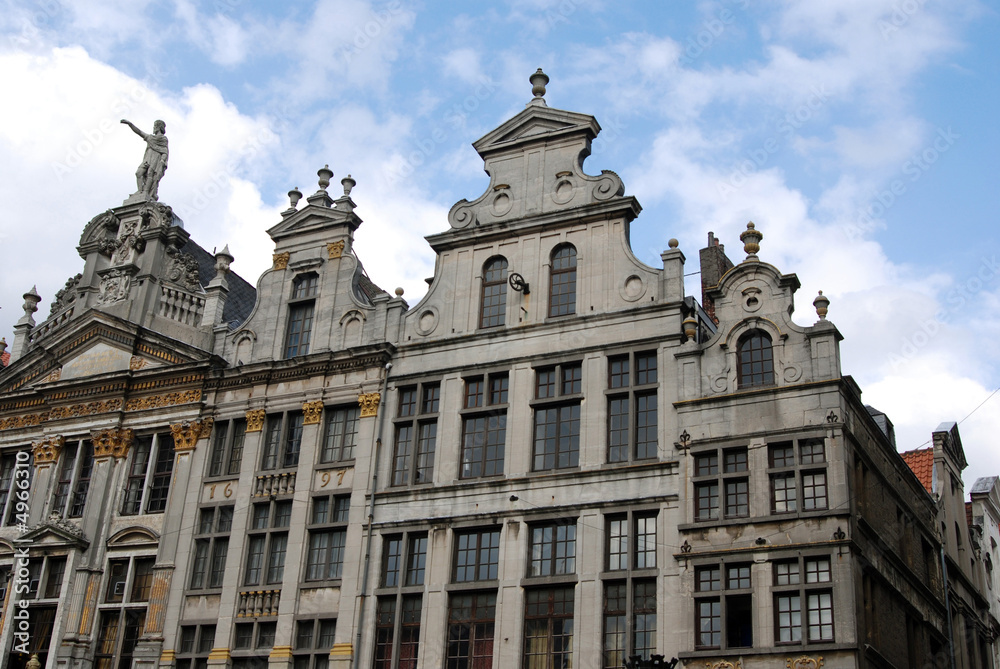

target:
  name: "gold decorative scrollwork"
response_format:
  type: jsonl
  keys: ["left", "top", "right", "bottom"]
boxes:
{"left": 92, "top": 428, "right": 135, "bottom": 459}
{"left": 707, "top": 661, "right": 743, "bottom": 669}
{"left": 302, "top": 401, "right": 324, "bottom": 425}
{"left": 170, "top": 419, "right": 212, "bottom": 453}
{"left": 358, "top": 392, "right": 381, "bottom": 418}
{"left": 0, "top": 413, "right": 47, "bottom": 431}
{"left": 124, "top": 390, "right": 201, "bottom": 412}
{"left": 245, "top": 409, "right": 266, "bottom": 432}
{"left": 327, "top": 240, "right": 345, "bottom": 259}
{"left": 787, "top": 657, "right": 824, "bottom": 669}
{"left": 272, "top": 252, "right": 290, "bottom": 270}
{"left": 129, "top": 356, "right": 147, "bottom": 370}
{"left": 32, "top": 436, "right": 64, "bottom": 464}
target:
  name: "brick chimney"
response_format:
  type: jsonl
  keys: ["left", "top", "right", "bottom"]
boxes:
{"left": 699, "top": 232, "right": 734, "bottom": 325}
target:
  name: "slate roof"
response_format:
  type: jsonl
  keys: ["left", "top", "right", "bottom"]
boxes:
{"left": 355, "top": 259, "right": 389, "bottom": 305}
{"left": 901, "top": 448, "right": 934, "bottom": 494}
{"left": 178, "top": 239, "right": 257, "bottom": 329}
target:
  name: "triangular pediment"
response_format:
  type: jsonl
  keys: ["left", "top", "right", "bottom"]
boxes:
{"left": 267, "top": 197, "right": 362, "bottom": 242}
{"left": 20, "top": 516, "right": 89, "bottom": 550}
{"left": 473, "top": 105, "right": 601, "bottom": 157}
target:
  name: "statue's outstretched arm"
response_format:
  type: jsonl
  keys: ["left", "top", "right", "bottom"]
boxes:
{"left": 120, "top": 119, "right": 148, "bottom": 140}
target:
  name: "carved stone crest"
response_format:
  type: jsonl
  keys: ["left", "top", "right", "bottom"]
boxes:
{"left": 129, "top": 356, "right": 147, "bottom": 371}
{"left": 327, "top": 240, "right": 345, "bottom": 259}
{"left": 273, "top": 252, "right": 290, "bottom": 270}
{"left": 245, "top": 409, "right": 266, "bottom": 432}
{"left": 108, "top": 215, "right": 147, "bottom": 266}
{"left": 49, "top": 273, "right": 82, "bottom": 316}
{"left": 32, "top": 436, "right": 65, "bottom": 464}
{"left": 92, "top": 428, "right": 135, "bottom": 459}
{"left": 98, "top": 268, "right": 131, "bottom": 304}
{"left": 358, "top": 392, "right": 381, "bottom": 418}
{"left": 165, "top": 246, "right": 201, "bottom": 291}
{"left": 139, "top": 201, "right": 174, "bottom": 228}
{"left": 302, "top": 401, "right": 324, "bottom": 425}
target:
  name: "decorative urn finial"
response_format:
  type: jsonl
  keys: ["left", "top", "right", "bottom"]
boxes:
{"left": 814, "top": 291, "right": 830, "bottom": 320}
{"left": 0, "top": 338, "right": 7, "bottom": 355}
{"left": 288, "top": 187, "right": 303, "bottom": 208}
{"left": 22, "top": 286, "right": 40, "bottom": 318}
{"left": 214, "top": 244, "right": 234, "bottom": 275}
{"left": 528, "top": 68, "right": 549, "bottom": 106}
{"left": 317, "top": 165, "right": 333, "bottom": 190}
{"left": 342, "top": 174, "right": 356, "bottom": 197}
{"left": 740, "top": 221, "right": 763, "bottom": 261}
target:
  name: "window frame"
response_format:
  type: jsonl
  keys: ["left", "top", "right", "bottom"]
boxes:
{"left": 528, "top": 520, "right": 577, "bottom": 578}
{"left": 548, "top": 244, "right": 578, "bottom": 318}
{"left": 459, "top": 373, "right": 508, "bottom": 479}
{"left": 606, "top": 351, "right": 658, "bottom": 464}
{"left": 188, "top": 504, "right": 234, "bottom": 591}
{"left": 531, "top": 362, "right": 583, "bottom": 472}
{"left": 736, "top": 329, "right": 775, "bottom": 388}
{"left": 292, "top": 617, "right": 337, "bottom": 669}
{"left": 120, "top": 432, "right": 175, "bottom": 516}
{"left": 260, "top": 411, "right": 304, "bottom": 471}
{"left": 480, "top": 256, "right": 509, "bottom": 329}
{"left": 95, "top": 554, "right": 157, "bottom": 669}
{"left": 602, "top": 509, "right": 659, "bottom": 668}
{"left": 693, "top": 562, "right": 754, "bottom": 651}
{"left": 692, "top": 446, "right": 750, "bottom": 522}
{"left": 391, "top": 382, "right": 440, "bottom": 486}
{"left": 285, "top": 272, "right": 318, "bottom": 358}
{"left": 207, "top": 418, "right": 246, "bottom": 478}
{"left": 242, "top": 499, "right": 292, "bottom": 587}
{"left": 772, "top": 554, "right": 835, "bottom": 645}
{"left": 375, "top": 531, "right": 428, "bottom": 669}
{"left": 768, "top": 437, "right": 828, "bottom": 516}
{"left": 176, "top": 623, "right": 217, "bottom": 669}
{"left": 522, "top": 585, "right": 575, "bottom": 669}
{"left": 304, "top": 494, "right": 350, "bottom": 583}
{"left": 320, "top": 404, "right": 360, "bottom": 465}
{"left": 453, "top": 527, "right": 502, "bottom": 583}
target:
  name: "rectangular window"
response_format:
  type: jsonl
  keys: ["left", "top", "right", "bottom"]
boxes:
{"left": 532, "top": 362, "right": 582, "bottom": 472}
{"left": 51, "top": 440, "right": 94, "bottom": 518}
{"left": 606, "top": 512, "right": 657, "bottom": 571}
{"left": 285, "top": 274, "right": 318, "bottom": 358}
{"left": 243, "top": 500, "right": 291, "bottom": 586}
{"left": 293, "top": 618, "right": 336, "bottom": 669}
{"left": 773, "top": 555, "right": 835, "bottom": 645}
{"left": 603, "top": 576, "right": 657, "bottom": 665}
{"left": 189, "top": 505, "right": 233, "bottom": 590}
{"left": 460, "top": 373, "right": 508, "bottom": 479}
{"left": 529, "top": 522, "right": 576, "bottom": 577}
{"left": 393, "top": 383, "right": 439, "bottom": 486}
{"left": 121, "top": 432, "right": 174, "bottom": 515}
{"left": 306, "top": 495, "right": 350, "bottom": 582}
{"left": 523, "top": 587, "right": 574, "bottom": 669}
{"left": 454, "top": 528, "right": 501, "bottom": 582}
{"left": 321, "top": 405, "right": 360, "bottom": 463}
{"left": 769, "top": 438, "right": 828, "bottom": 515}
{"left": 176, "top": 624, "right": 216, "bottom": 669}
{"left": 693, "top": 446, "right": 748, "bottom": 522}
{"left": 375, "top": 593, "right": 423, "bottom": 668}
{"left": 447, "top": 592, "right": 496, "bottom": 669}
{"left": 261, "top": 412, "right": 304, "bottom": 470}
{"left": 694, "top": 563, "right": 753, "bottom": 650}
{"left": 208, "top": 419, "right": 246, "bottom": 477}
{"left": 607, "top": 352, "right": 658, "bottom": 463}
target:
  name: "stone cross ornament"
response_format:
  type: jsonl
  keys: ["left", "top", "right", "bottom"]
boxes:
{"left": 121, "top": 118, "right": 169, "bottom": 201}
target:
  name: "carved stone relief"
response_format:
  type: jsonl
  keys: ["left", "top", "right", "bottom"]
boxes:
{"left": 327, "top": 240, "right": 345, "bottom": 259}
{"left": 98, "top": 269, "right": 132, "bottom": 305}
{"left": 246, "top": 409, "right": 266, "bottom": 432}
{"left": 49, "top": 274, "right": 82, "bottom": 316}
{"left": 302, "top": 401, "right": 324, "bottom": 425}
{"left": 170, "top": 419, "right": 212, "bottom": 452}
{"left": 32, "top": 436, "right": 64, "bottom": 464}
{"left": 787, "top": 657, "right": 823, "bottom": 669}
{"left": 358, "top": 392, "right": 381, "bottom": 418}
{"left": 92, "top": 428, "right": 135, "bottom": 459}
{"left": 164, "top": 246, "right": 201, "bottom": 291}
{"left": 273, "top": 252, "right": 290, "bottom": 270}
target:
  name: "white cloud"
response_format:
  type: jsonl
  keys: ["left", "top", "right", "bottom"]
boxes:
{"left": 442, "top": 48, "right": 484, "bottom": 85}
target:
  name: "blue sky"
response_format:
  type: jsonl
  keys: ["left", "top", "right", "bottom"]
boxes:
{"left": 1, "top": 0, "right": 998, "bottom": 483}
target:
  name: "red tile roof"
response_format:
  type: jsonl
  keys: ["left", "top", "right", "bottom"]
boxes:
{"left": 901, "top": 448, "right": 934, "bottom": 494}
{"left": 0, "top": 351, "right": 8, "bottom": 367}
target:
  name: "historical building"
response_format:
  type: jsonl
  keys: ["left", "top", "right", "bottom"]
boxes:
{"left": 0, "top": 70, "right": 994, "bottom": 669}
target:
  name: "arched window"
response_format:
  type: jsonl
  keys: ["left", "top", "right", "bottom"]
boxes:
{"left": 480, "top": 257, "right": 508, "bottom": 328}
{"left": 285, "top": 273, "right": 318, "bottom": 358}
{"left": 737, "top": 330, "right": 774, "bottom": 388}
{"left": 549, "top": 244, "right": 577, "bottom": 317}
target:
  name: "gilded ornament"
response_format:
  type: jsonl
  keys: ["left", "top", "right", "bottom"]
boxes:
{"left": 171, "top": 419, "right": 211, "bottom": 452}
{"left": 124, "top": 390, "right": 201, "bottom": 412}
{"left": 32, "top": 436, "right": 65, "bottom": 464}
{"left": 787, "top": 657, "right": 824, "bottom": 669}
{"left": 43, "top": 368, "right": 62, "bottom": 383}
{"left": 706, "top": 662, "right": 743, "bottom": 669}
{"left": 273, "top": 252, "right": 290, "bottom": 270}
{"left": 93, "top": 428, "right": 135, "bottom": 459}
{"left": 302, "top": 401, "right": 324, "bottom": 425}
{"left": 327, "top": 240, "right": 345, "bottom": 259}
{"left": 246, "top": 409, "right": 266, "bottom": 432}
{"left": 129, "top": 356, "right": 147, "bottom": 370}
{"left": 358, "top": 392, "right": 381, "bottom": 418}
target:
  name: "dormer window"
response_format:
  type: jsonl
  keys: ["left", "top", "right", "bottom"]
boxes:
{"left": 480, "top": 257, "right": 508, "bottom": 329}
{"left": 737, "top": 330, "right": 774, "bottom": 388}
{"left": 549, "top": 244, "right": 577, "bottom": 317}
{"left": 285, "top": 273, "right": 318, "bottom": 358}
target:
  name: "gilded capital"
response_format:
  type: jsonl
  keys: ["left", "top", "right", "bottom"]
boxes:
{"left": 93, "top": 428, "right": 135, "bottom": 459}
{"left": 302, "top": 401, "right": 324, "bottom": 425}
{"left": 170, "top": 419, "right": 212, "bottom": 452}
{"left": 327, "top": 240, "right": 345, "bottom": 259}
{"left": 273, "top": 252, "right": 290, "bottom": 270}
{"left": 32, "top": 436, "right": 65, "bottom": 464}
{"left": 245, "top": 409, "right": 266, "bottom": 432}
{"left": 358, "top": 392, "right": 381, "bottom": 418}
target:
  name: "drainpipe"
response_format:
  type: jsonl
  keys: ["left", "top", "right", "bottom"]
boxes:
{"left": 354, "top": 362, "right": 391, "bottom": 669}
{"left": 941, "top": 545, "right": 957, "bottom": 669}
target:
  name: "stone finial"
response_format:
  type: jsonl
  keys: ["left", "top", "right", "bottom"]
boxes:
{"left": 813, "top": 290, "right": 830, "bottom": 320}
{"left": 214, "top": 244, "right": 234, "bottom": 275}
{"left": 288, "top": 187, "right": 303, "bottom": 209}
{"left": 20, "top": 286, "right": 40, "bottom": 324}
{"left": 317, "top": 165, "right": 333, "bottom": 190}
{"left": 740, "top": 221, "right": 763, "bottom": 261}
{"left": 682, "top": 316, "right": 698, "bottom": 342}
{"left": 528, "top": 68, "right": 549, "bottom": 107}
{"left": 668, "top": 238, "right": 679, "bottom": 249}
{"left": 342, "top": 174, "right": 356, "bottom": 197}
{"left": 394, "top": 287, "right": 404, "bottom": 297}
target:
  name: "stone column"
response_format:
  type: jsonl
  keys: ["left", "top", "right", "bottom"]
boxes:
{"left": 28, "top": 436, "right": 63, "bottom": 525}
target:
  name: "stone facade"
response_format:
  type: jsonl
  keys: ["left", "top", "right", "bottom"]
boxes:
{"left": 0, "top": 73, "right": 994, "bottom": 669}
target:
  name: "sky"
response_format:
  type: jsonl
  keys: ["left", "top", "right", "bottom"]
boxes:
{"left": 0, "top": 0, "right": 998, "bottom": 486}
